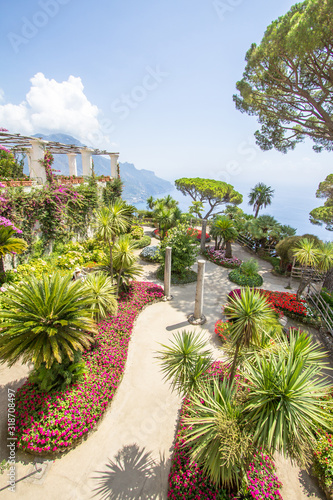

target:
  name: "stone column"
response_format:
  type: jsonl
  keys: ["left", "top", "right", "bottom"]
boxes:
{"left": 81, "top": 148, "right": 93, "bottom": 177}
{"left": 27, "top": 139, "right": 46, "bottom": 183}
{"left": 109, "top": 153, "right": 119, "bottom": 179}
{"left": 188, "top": 260, "right": 206, "bottom": 324}
{"left": 200, "top": 219, "right": 207, "bottom": 253}
{"left": 67, "top": 153, "right": 77, "bottom": 177}
{"left": 163, "top": 246, "right": 172, "bottom": 301}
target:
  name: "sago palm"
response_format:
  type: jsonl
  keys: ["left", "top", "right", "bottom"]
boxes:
{"left": 83, "top": 272, "right": 118, "bottom": 320}
{"left": 0, "top": 272, "right": 96, "bottom": 369}
{"left": 224, "top": 288, "right": 280, "bottom": 385}
{"left": 94, "top": 199, "right": 130, "bottom": 283}
{"left": 0, "top": 225, "right": 28, "bottom": 277}
{"left": 156, "top": 330, "right": 212, "bottom": 395}
{"left": 210, "top": 216, "right": 238, "bottom": 257}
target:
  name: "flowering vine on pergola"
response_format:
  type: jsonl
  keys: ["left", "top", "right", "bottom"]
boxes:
{"left": 0, "top": 130, "right": 120, "bottom": 184}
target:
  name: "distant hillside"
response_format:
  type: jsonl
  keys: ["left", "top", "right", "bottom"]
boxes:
{"left": 28, "top": 133, "right": 173, "bottom": 203}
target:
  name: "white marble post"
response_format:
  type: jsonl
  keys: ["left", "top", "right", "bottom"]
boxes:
{"left": 81, "top": 148, "right": 93, "bottom": 177}
{"left": 109, "top": 153, "right": 119, "bottom": 179}
{"left": 163, "top": 246, "right": 173, "bottom": 301}
{"left": 27, "top": 139, "right": 46, "bottom": 183}
{"left": 188, "top": 259, "right": 206, "bottom": 325}
{"left": 67, "top": 153, "right": 77, "bottom": 177}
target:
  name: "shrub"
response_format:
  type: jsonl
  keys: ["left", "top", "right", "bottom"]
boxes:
{"left": 159, "top": 223, "right": 199, "bottom": 278}
{"left": 228, "top": 269, "right": 263, "bottom": 287}
{"left": 313, "top": 433, "right": 333, "bottom": 494}
{"left": 204, "top": 248, "right": 242, "bottom": 269}
{"left": 240, "top": 258, "right": 259, "bottom": 276}
{"left": 139, "top": 245, "right": 160, "bottom": 262}
{"left": 131, "top": 235, "right": 151, "bottom": 249}
{"left": 130, "top": 225, "right": 144, "bottom": 240}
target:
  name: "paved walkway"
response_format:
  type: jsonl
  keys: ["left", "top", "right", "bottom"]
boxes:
{"left": 0, "top": 233, "right": 327, "bottom": 499}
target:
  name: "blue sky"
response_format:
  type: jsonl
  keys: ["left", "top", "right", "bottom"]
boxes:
{"left": 0, "top": 0, "right": 332, "bottom": 238}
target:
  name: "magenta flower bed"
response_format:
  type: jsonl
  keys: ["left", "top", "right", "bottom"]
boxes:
{"left": 205, "top": 248, "right": 242, "bottom": 269}
{"left": 15, "top": 281, "right": 164, "bottom": 455}
{"left": 168, "top": 361, "right": 283, "bottom": 500}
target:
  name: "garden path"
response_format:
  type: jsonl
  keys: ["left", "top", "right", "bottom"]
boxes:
{"left": 0, "top": 230, "right": 328, "bottom": 499}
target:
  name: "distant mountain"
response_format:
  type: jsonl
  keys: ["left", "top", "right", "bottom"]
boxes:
{"left": 28, "top": 133, "right": 173, "bottom": 203}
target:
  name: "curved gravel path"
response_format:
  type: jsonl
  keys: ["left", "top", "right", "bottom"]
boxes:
{"left": 0, "top": 231, "right": 327, "bottom": 499}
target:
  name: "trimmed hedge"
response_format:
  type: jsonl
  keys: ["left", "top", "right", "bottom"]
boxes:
{"left": 228, "top": 269, "right": 263, "bottom": 287}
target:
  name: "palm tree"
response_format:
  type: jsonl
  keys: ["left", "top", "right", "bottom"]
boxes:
{"left": 112, "top": 234, "right": 141, "bottom": 294}
{"left": 224, "top": 288, "right": 280, "bottom": 386}
{"left": 243, "top": 337, "right": 330, "bottom": 465}
{"left": 83, "top": 272, "right": 118, "bottom": 320}
{"left": 156, "top": 330, "right": 212, "bottom": 395}
{"left": 153, "top": 204, "right": 177, "bottom": 239}
{"left": 0, "top": 272, "right": 96, "bottom": 369}
{"left": 94, "top": 199, "right": 130, "bottom": 283}
{"left": 248, "top": 182, "right": 274, "bottom": 218}
{"left": 210, "top": 216, "right": 238, "bottom": 257}
{"left": 293, "top": 238, "right": 333, "bottom": 300}
{"left": 0, "top": 225, "right": 27, "bottom": 279}
{"left": 146, "top": 195, "right": 155, "bottom": 210}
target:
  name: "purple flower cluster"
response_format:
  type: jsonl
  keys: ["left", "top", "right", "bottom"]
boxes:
{"left": 205, "top": 248, "right": 242, "bottom": 269}
{"left": 15, "top": 281, "right": 164, "bottom": 455}
{"left": 0, "top": 216, "right": 23, "bottom": 234}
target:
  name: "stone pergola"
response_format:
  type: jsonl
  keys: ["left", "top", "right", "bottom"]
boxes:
{"left": 0, "top": 131, "right": 119, "bottom": 184}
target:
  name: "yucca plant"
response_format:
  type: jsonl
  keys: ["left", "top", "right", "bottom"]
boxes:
{"left": 0, "top": 225, "right": 28, "bottom": 280}
{"left": 83, "top": 272, "right": 118, "bottom": 320}
{"left": 112, "top": 235, "right": 142, "bottom": 294}
{"left": 182, "top": 378, "right": 253, "bottom": 488}
{"left": 156, "top": 330, "right": 212, "bottom": 395}
{"left": 224, "top": 288, "right": 280, "bottom": 385}
{"left": 243, "top": 341, "right": 332, "bottom": 465}
{"left": 0, "top": 272, "right": 96, "bottom": 369}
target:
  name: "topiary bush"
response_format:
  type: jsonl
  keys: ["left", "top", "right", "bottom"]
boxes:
{"left": 159, "top": 223, "right": 199, "bottom": 279}
{"left": 130, "top": 225, "right": 144, "bottom": 240}
{"left": 228, "top": 269, "right": 263, "bottom": 287}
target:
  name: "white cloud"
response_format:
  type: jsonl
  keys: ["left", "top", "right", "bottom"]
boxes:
{"left": 0, "top": 73, "right": 110, "bottom": 148}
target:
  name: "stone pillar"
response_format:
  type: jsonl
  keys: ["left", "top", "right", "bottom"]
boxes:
{"left": 163, "top": 246, "right": 172, "bottom": 301}
{"left": 81, "top": 148, "right": 93, "bottom": 177}
{"left": 27, "top": 139, "right": 46, "bottom": 183}
{"left": 188, "top": 260, "right": 206, "bottom": 325}
{"left": 67, "top": 153, "right": 77, "bottom": 177}
{"left": 109, "top": 153, "right": 119, "bottom": 179}
{"left": 200, "top": 219, "right": 207, "bottom": 253}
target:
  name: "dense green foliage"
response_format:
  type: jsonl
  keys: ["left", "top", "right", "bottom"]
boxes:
{"left": 228, "top": 269, "right": 263, "bottom": 287}
{"left": 175, "top": 178, "right": 242, "bottom": 219}
{"left": 234, "top": 0, "right": 333, "bottom": 153}
{"left": 159, "top": 223, "right": 199, "bottom": 278}
{"left": 310, "top": 174, "right": 333, "bottom": 231}
{"left": 0, "top": 148, "right": 24, "bottom": 178}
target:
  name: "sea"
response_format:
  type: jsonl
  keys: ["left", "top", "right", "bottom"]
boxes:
{"left": 126, "top": 186, "right": 332, "bottom": 242}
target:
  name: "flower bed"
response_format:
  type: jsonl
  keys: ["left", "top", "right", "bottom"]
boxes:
{"left": 214, "top": 320, "right": 230, "bottom": 342}
{"left": 168, "top": 361, "right": 283, "bottom": 500}
{"left": 204, "top": 248, "right": 242, "bottom": 269}
{"left": 228, "top": 269, "right": 263, "bottom": 287}
{"left": 15, "top": 281, "right": 164, "bottom": 455}
{"left": 187, "top": 227, "right": 210, "bottom": 242}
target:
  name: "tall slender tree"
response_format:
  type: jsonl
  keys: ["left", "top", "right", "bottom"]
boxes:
{"left": 248, "top": 183, "right": 274, "bottom": 218}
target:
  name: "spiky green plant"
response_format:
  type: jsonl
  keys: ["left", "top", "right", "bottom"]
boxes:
{"left": 83, "top": 272, "right": 118, "bottom": 320}
{"left": 112, "top": 234, "right": 141, "bottom": 294}
{"left": 224, "top": 288, "right": 280, "bottom": 385}
{"left": 156, "top": 330, "right": 212, "bottom": 395}
{"left": 0, "top": 272, "right": 96, "bottom": 369}
{"left": 182, "top": 378, "right": 253, "bottom": 487}
{"left": 0, "top": 225, "right": 27, "bottom": 278}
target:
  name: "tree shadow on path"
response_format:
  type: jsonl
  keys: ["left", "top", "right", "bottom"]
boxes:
{"left": 92, "top": 444, "right": 169, "bottom": 500}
